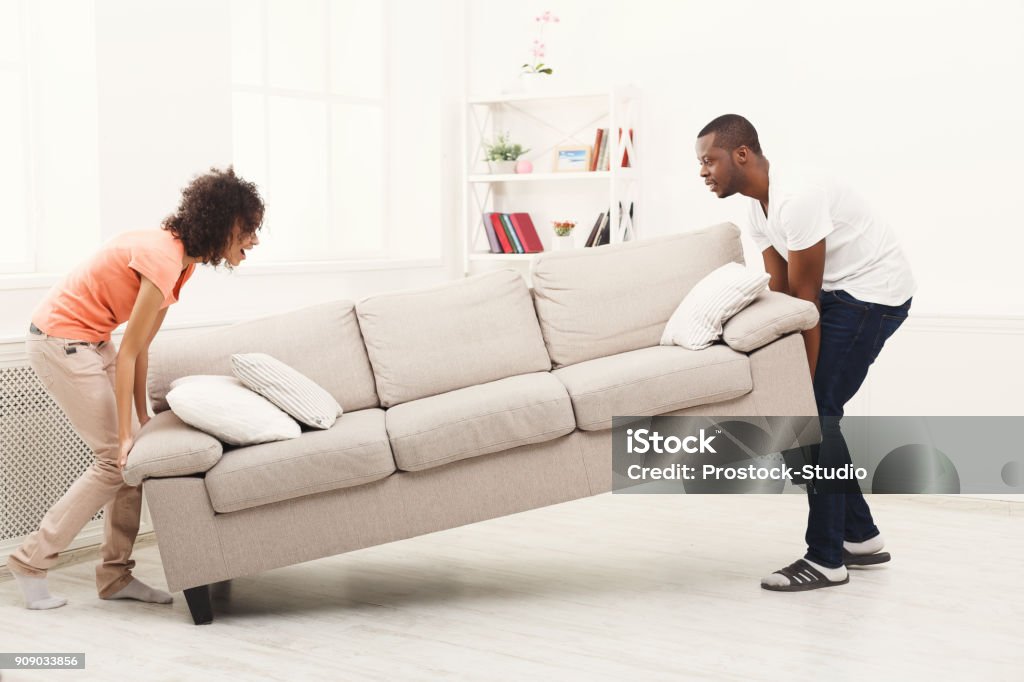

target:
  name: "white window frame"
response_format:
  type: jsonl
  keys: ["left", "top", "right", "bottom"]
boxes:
{"left": 0, "top": 0, "right": 36, "bottom": 275}
{"left": 230, "top": 0, "right": 394, "bottom": 268}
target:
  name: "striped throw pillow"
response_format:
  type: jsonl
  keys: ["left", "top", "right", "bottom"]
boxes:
{"left": 660, "top": 263, "right": 770, "bottom": 350}
{"left": 231, "top": 353, "right": 344, "bottom": 429}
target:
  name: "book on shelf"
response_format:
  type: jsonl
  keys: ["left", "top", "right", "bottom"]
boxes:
{"left": 583, "top": 202, "right": 633, "bottom": 248}
{"left": 585, "top": 212, "right": 608, "bottom": 247}
{"left": 589, "top": 128, "right": 604, "bottom": 172}
{"left": 584, "top": 212, "right": 603, "bottom": 247}
{"left": 596, "top": 128, "right": 609, "bottom": 172}
{"left": 499, "top": 213, "right": 524, "bottom": 253}
{"left": 586, "top": 127, "right": 634, "bottom": 171}
{"left": 488, "top": 213, "right": 514, "bottom": 253}
{"left": 595, "top": 213, "right": 610, "bottom": 246}
{"left": 482, "top": 213, "right": 502, "bottom": 253}
{"left": 509, "top": 213, "right": 544, "bottom": 253}
{"left": 480, "top": 212, "right": 548, "bottom": 255}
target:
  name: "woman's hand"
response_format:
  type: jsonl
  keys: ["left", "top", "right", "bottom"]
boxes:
{"left": 118, "top": 434, "right": 135, "bottom": 470}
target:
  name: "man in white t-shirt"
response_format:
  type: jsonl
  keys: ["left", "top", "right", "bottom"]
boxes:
{"left": 695, "top": 114, "right": 916, "bottom": 592}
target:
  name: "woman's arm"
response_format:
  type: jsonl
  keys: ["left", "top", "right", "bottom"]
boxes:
{"left": 115, "top": 277, "right": 165, "bottom": 469}
{"left": 133, "top": 307, "right": 168, "bottom": 429}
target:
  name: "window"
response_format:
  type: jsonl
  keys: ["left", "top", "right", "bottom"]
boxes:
{"left": 0, "top": 0, "right": 32, "bottom": 273}
{"left": 0, "top": 0, "right": 100, "bottom": 279}
{"left": 229, "top": 0, "right": 388, "bottom": 263}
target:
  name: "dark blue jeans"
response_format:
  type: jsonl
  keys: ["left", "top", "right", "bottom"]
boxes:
{"left": 804, "top": 289, "right": 912, "bottom": 568}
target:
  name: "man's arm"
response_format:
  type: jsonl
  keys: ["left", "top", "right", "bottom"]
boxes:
{"left": 785, "top": 239, "right": 826, "bottom": 379}
{"left": 761, "top": 246, "right": 790, "bottom": 293}
{"left": 132, "top": 306, "right": 168, "bottom": 429}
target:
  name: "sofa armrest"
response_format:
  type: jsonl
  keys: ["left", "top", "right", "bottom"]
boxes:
{"left": 123, "top": 410, "right": 224, "bottom": 486}
{"left": 722, "top": 291, "right": 819, "bottom": 353}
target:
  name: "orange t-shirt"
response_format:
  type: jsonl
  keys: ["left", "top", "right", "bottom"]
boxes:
{"left": 32, "top": 228, "right": 197, "bottom": 342}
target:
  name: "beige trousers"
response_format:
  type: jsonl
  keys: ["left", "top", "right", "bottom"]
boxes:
{"left": 7, "top": 327, "right": 142, "bottom": 598}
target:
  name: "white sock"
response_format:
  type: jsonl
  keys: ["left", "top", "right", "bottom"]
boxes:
{"left": 102, "top": 578, "right": 173, "bottom": 604}
{"left": 844, "top": 534, "right": 885, "bottom": 555}
{"left": 804, "top": 557, "right": 848, "bottom": 581}
{"left": 12, "top": 572, "right": 68, "bottom": 610}
{"left": 761, "top": 557, "right": 848, "bottom": 587}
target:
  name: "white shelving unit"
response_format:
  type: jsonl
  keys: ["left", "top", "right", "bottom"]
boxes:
{"left": 460, "top": 86, "right": 641, "bottom": 276}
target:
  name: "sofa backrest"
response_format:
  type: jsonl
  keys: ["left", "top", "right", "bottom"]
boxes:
{"left": 148, "top": 300, "right": 379, "bottom": 413}
{"left": 530, "top": 223, "right": 744, "bottom": 368}
{"left": 356, "top": 269, "right": 551, "bottom": 407}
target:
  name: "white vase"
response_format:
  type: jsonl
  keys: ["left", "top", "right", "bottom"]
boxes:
{"left": 553, "top": 234, "right": 575, "bottom": 251}
{"left": 487, "top": 160, "right": 516, "bottom": 174}
{"left": 519, "top": 72, "right": 551, "bottom": 93}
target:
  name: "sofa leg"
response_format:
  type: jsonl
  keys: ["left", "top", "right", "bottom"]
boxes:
{"left": 183, "top": 584, "right": 213, "bottom": 625}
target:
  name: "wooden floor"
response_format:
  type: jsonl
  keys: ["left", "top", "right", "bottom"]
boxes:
{"left": 1, "top": 493, "right": 1021, "bottom": 681}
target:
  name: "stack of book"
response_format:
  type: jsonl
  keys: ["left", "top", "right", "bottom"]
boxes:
{"left": 584, "top": 202, "right": 634, "bottom": 247}
{"left": 589, "top": 127, "right": 635, "bottom": 172}
{"left": 482, "top": 213, "right": 545, "bottom": 254}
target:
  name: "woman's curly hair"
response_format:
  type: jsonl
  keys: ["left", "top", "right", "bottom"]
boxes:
{"left": 162, "top": 166, "right": 264, "bottom": 268}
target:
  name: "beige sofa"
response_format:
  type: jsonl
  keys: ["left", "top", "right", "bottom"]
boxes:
{"left": 125, "top": 223, "right": 819, "bottom": 624}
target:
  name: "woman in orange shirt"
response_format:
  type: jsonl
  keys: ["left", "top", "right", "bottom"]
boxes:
{"left": 7, "top": 166, "right": 264, "bottom": 610}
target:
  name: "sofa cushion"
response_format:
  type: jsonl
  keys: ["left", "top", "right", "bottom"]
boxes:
{"left": 231, "top": 352, "right": 344, "bottom": 429}
{"left": 552, "top": 345, "right": 753, "bottom": 431}
{"left": 385, "top": 372, "right": 576, "bottom": 472}
{"left": 148, "top": 300, "right": 379, "bottom": 414}
{"left": 122, "top": 410, "right": 223, "bottom": 486}
{"left": 531, "top": 223, "right": 743, "bottom": 368}
{"left": 203, "top": 408, "right": 394, "bottom": 513}
{"left": 660, "top": 263, "right": 770, "bottom": 350}
{"left": 167, "top": 375, "right": 301, "bottom": 446}
{"left": 356, "top": 270, "right": 551, "bottom": 407}
{"left": 722, "top": 291, "right": 819, "bottom": 352}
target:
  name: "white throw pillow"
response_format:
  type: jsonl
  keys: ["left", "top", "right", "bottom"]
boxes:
{"left": 230, "top": 352, "right": 343, "bottom": 430}
{"left": 660, "top": 262, "right": 770, "bottom": 350}
{"left": 166, "top": 375, "right": 301, "bottom": 446}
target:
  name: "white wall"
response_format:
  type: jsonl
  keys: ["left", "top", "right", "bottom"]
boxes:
{"left": 467, "top": 0, "right": 1024, "bottom": 318}
{"left": 95, "top": 0, "right": 233, "bottom": 241}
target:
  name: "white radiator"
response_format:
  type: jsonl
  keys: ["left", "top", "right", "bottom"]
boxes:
{"left": 0, "top": 361, "right": 134, "bottom": 562}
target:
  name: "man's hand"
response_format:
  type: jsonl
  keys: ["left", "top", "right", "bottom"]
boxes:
{"left": 118, "top": 434, "right": 135, "bottom": 470}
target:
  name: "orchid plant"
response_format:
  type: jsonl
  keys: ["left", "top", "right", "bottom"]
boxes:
{"left": 521, "top": 10, "right": 559, "bottom": 75}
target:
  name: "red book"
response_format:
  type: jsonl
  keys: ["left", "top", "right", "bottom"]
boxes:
{"left": 489, "top": 213, "right": 513, "bottom": 253}
{"left": 509, "top": 213, "right": 544, "bottom": 253}
{"left": 620, "top": 128, "right": 634, "bottom": 168}
{"left": 499, "top": 213, "right": 524, "bottom": 253}
{"left": 590, "top": 128, "right": 604, "bottom": 172}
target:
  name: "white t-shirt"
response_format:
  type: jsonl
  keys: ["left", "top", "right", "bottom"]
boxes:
{"left": 746, "top": 166, "right": 916, "bottom": 306}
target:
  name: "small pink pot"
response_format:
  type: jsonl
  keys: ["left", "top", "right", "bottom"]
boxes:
{"left": 515, "top": 159, "right": 533, "bottom": 174}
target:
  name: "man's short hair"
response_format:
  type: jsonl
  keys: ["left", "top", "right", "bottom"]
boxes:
{"left": 698, "top": 114, "right": 762, "bottom": 155}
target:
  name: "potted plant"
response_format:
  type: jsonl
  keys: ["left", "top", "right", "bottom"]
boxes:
{"left": 552, "top": 219, "right": 576, "bottom": 250}
{"left": 484, "top": 132, "right": 529, "bottom": 174}
{"left": 520, "top": 11, "right": 559, "bottom": 92}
